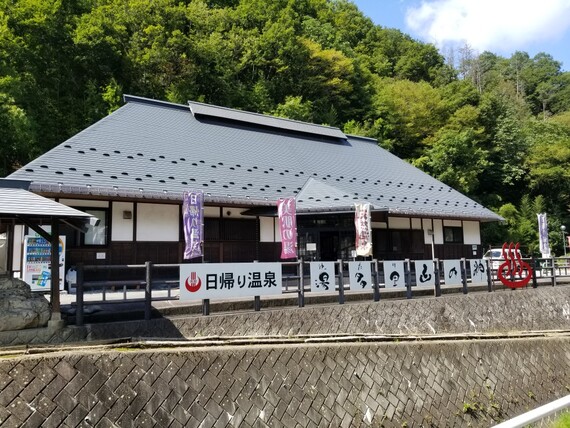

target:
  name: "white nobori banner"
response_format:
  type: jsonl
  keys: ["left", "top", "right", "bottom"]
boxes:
{"left": 180, "top": 263, "right": 282, "bottom": 300}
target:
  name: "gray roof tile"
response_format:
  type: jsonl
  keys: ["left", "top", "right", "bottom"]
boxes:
{"left": 0, "top": 187, "right": 92, "bottom": 218}
{"left": 9, "top": 95, "right": 502, "bottom": 222}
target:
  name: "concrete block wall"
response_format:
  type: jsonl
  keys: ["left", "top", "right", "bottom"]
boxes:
{"left": 1, "top": 337, "right": 569, "bottom": 427}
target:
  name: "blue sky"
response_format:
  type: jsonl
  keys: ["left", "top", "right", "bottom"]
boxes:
{"left": 352, "top": 0, "right": 570, "bottom": 71}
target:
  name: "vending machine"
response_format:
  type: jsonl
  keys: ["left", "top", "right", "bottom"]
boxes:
{"left": 22, "top": 234, "right": 65, "bottom": 292}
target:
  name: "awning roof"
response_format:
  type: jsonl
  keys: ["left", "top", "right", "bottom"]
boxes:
{"left": 0, "top": 187, "right": 92, "bottom": 219}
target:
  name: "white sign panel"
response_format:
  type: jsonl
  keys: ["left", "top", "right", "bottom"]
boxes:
{"left": 469, "top": 259, "right": 488, "bottom": 285}
{"left": 383, "top": 260, "right": 405, "bottom": 287}
{"left": 180, "top": 263, "right": 282, "bottom": 300}
{"left": 310, "top": 262, "right": 335, "bottom": 292}
{"left": 348, "top": 261, "right": 373, "bottom": 290}
{"left": 414, "top": 260, "right": 435, "bottom": 287}
{"left": 443, "top": 260, "right": 462, "bottom": 286}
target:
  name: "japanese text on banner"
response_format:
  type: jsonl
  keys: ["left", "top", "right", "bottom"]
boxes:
{"left": 278, "top": 197, "right": 297, "bottom": 259}
{"left": 183, "top": 191, "right": 203, "bottom": 259}
{"left": 354, "top": 203, "right": 372, "bottom": 256}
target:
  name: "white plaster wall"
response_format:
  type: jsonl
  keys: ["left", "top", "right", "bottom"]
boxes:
{"left": 58, "top": 199, "right": 109, "bottom": 208}
{"left": 463, "top": 221, "right": 481, "bottom": 245}
{"left": 222, "top": 207, "right": 248, "bottom": 218}
{"left": 204, "top": 207, "right": 220, "bottom": 218}
{"left": 260, "top": 217, "right": 275, "bottom": 242}
{"left": 371, "top": 222, "right": 387, "bottom": 229}
{"left": 136, "top": 203, "right": 179, "bottom": 242}
{"left": 433, "top": 219, "right": 444, "bottom": 244}
{"left": 388, "top": 217, "right": 410, "bottom": 229}
{"left": 443, "top": 219, "right": 462, "bottom": 227}
{"left": 411, "top": 218, "right": 422, "bottom": 230}
{"left": 111, "top": 202, "right": 134, "bottom": 241}
{"left": 274, "top": 219, "right": 282, "bottom": 243}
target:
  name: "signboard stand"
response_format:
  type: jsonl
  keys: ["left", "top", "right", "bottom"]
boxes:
{"left": 461, "top": 258, "right": 468, "bottom": 294}
{"left": 405, "top": 259, "right": 412, "bottom": 299}
{"left": 202, "top": 299, "right": 210, "bottom": 316}
{"left": 298, "top": 258, "right": 305, "bottom": 308}
{"left": 254, "top": 296, "right": 261, "bottom": 311}
{"left": 373, "top": 259, "right": 380, "bottom": 302}
{"left": 434, "top": 259, "right": 441, "bottom": 297}
{"left": 485, "top": 259, "right": 493, "bottom": 292}
{"left": 338, "top": 259, "right": 344, "bottom": 305}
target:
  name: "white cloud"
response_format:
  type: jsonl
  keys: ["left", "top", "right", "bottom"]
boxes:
{"left": 405, "top": 0, "right": 570, "bottom": 53}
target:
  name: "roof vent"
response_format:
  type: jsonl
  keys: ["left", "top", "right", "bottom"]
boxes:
{"left": 69, "top": 167, "right": 76, "bottom": 171}
{"left": 78, "top": 150, "right": 85, "bottom": 154}
{"left": 89, "top": 148, "right": 97, "bottom": 151}
{"left": 114, "top": 150, "right": 121, "bottom": 154}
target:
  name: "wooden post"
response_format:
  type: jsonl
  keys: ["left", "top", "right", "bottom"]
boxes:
{"left": 298, "top": 258, "right": 305, "bottom": 308}
{"left": 145, "top": 261, "right": 152, "bottom": 321}
{"left": 338, "top": 259, "right": 344, "bottom": 304}
{"left": 373, "top": 259, "right": 380, "bottom": 302}
{"left": 49, "top": 218, "right": 61, "bottom": 322}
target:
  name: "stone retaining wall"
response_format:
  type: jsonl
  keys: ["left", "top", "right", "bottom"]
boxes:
{"left": 2, "top": 286, "right": 570, "bottom": 346}
{"left": 1, "top": 336, "right": 569, "bottom": 427}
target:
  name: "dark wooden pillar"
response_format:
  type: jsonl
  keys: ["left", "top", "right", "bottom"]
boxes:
{"left": 50, "top": 217, "right": 61, "bottom": 321}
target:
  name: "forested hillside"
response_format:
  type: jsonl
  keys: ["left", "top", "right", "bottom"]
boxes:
{"left": 2, "top": 0, "right": 570, "bottom": 252}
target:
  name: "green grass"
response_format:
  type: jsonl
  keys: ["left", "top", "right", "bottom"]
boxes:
{"left": 551, "top": 411, "right": 570, "bottom": 428}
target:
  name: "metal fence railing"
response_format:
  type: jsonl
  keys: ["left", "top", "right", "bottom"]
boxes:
{"left": 72, "top": 256, "right": 570, "bottom": 326}
{"left": 492, "top": 394, "right": 570, "bottom": 428}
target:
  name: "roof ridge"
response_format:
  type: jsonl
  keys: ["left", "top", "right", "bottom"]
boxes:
{"left": 188, "top": 100, "right": 342, "bottom": 132}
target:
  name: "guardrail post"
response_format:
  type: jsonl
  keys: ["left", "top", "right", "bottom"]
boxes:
{"left": 551, "top": 256, "right": 556, "bottom": 286}
{"left": 405, "top": 259, "right": 412, "bottom": 299}
{"left": 145, "top": 261, "right": 152, "bottom": 321}
{"left": 434, "top": 259, "right": 441, "bottom": 297}
{"left": 373, "top": 259, "right": 380, "bottom": 302}
{"left": 338, "top": 259, "right": 345, "bottom": 305}
{"left": 254, "top": 296, "right": 261, "bottom": 311}
{"left": 76, "top": 263, "right": 84, "bottom": 326}
{"left": 298, "top": 258, "right": 305, "bottom": 308}
{"left": 461, "top": 258, "right": 468, "bottom": 294}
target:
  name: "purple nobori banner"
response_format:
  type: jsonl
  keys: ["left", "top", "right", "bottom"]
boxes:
{"left": 537, "top": 213, "right": 550, "bottom": 257}
{"left": 355, "top": 203, "right": 372, "bottom": 257}
{"left": 277, "top": 197, "right": 297, "bottom": 259}
{"left": 183, "top": 191, "right": 204, "bottom": 259}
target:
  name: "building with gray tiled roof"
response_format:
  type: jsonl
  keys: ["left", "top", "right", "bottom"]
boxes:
{"left": 9, "top": 95, "right": 501, "bottom": 266}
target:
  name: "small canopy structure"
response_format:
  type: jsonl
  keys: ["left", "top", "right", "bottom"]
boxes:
{"left": 0, "top": 179, "right": 92, "bottom": 323}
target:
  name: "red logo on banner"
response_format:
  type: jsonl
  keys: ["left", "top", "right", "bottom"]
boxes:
{"left": 185, "top": 272, "right": 202, "bottom": 292}
{"left": 497, "top": 242, "right": 533, "bottom": 288}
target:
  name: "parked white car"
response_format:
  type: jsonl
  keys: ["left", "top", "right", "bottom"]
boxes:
{"left": 483, "top": 247, "right": 522, "bottom": 270}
